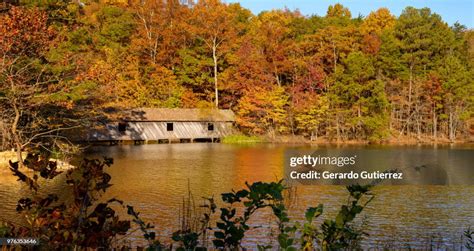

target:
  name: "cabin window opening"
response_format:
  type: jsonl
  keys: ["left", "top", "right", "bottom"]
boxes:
{"left": 208, "top": 123, "right": 214, "bottom": 131}
{"left": 118, "top": 122, "right": 127, "bottom": 132}
{"left": 167, "top": 122, "right": 173, "bottom": 131}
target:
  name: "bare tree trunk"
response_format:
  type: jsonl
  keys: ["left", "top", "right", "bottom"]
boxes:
{"left": 11, "top": 102, "right": 23, "bottom": 166}
{"left": 138, "top": 7, "right": 159, "bottom": 65}
{"left": 389, "top": 106, "right": 394, "bottom": 131}
{"left": 212, "top": 39, "right": 219, "bottom": 108}
{"left": 275, "top": 69, "right": 281, "bottom": 86}
{"left": 288, "top": 109, "right": 295, "bottom": 136}
{"left": 415, "top": 102, "right": 421, "bottom": 140}
{"left": 332, "top": 40, "right": 337, "bottom": 74}
{"left": 332, "top": 40, "right": 340, "bottom": 142}
{"left": 406, "top": 64, "right": 414, "bottom": 137}
{"left": 0, "top": 121, "right": 5, "bottom": 151}
{"left": 408, "top": 65, "right": 413, "bottom": 105}
{"left": 449, "top": 110, "right": 454, "bottom": 142}
{"left": 417, "top": 114, "right": 421, "bottom": 140}
{"left": 433, "top": 107, "right": 437, "bottom": 141}
{"left": 311, "top": 126, "right": 319, "bottom": 141}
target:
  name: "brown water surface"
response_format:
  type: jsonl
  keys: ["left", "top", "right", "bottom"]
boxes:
{"left": 1, "top": 143, "right": 473, "bottom": 249}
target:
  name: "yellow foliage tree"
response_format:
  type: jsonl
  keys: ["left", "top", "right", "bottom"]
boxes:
{"left": 361, "top": 8, "right": 395, "bottom": 35}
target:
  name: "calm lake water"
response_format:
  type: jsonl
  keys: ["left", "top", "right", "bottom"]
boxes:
{"left": 1, "top": 143, "right": 474, "bottom": 249}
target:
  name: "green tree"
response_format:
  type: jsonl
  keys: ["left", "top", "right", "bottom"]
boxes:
{"left": 331, "top": 52, "right": 389, "bottom": 140}
{"left": 438, "top": 55, "right": 474, "bottom": 141}
{"left": 379, "top": 7, "right": 457, "bottom": 139}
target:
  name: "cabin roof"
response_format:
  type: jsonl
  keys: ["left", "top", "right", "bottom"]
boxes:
{"left": 121, "top": 108, "right": 235, "bottom": 122}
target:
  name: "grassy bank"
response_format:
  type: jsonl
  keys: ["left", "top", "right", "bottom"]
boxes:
{"left": 221, "top": 134, "right": 264, "bottom": 144}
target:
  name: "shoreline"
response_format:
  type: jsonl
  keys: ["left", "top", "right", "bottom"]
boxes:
{"left": 74, "top": 138, "right": 473, "bottom": 147}
{"left": 222, "top": 134, "right": 474, "bottom": 146}
{"left": 0, "top": 151, "right": 75, "bottom": 174}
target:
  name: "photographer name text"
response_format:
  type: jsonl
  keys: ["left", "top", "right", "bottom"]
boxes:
{"left": 288, "top": 154, "right": 403, "bottom": 181}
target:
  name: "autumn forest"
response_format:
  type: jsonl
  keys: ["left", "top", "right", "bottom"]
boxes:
{"left": 1, "top": 0, "right": 473, "bottom": 150}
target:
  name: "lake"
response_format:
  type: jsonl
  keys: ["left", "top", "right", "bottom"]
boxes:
{"left": 1, "top": 143, "right": 474, "bottom": 249}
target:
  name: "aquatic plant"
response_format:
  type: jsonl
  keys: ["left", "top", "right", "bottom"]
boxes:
{"left": 168, "top": 180, "right": 374, "bottom": 250}
{"left": 465, "top": 227, "right": 474, "bottom": 250}
{"left": 171, "top": 188, "right": 216, "bottom": 250}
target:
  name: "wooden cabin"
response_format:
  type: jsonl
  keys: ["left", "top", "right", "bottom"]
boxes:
{"left": 86, "top": 108, "right": 235, "bottom": 144}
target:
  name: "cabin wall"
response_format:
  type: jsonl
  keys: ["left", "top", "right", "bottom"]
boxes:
{"left": 88, "top": 121, "right": 234, "bottom": 141}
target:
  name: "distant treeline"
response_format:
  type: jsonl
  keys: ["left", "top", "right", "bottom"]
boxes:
{"left": 1, "top": 0, "right": 473, "bottom": 151}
